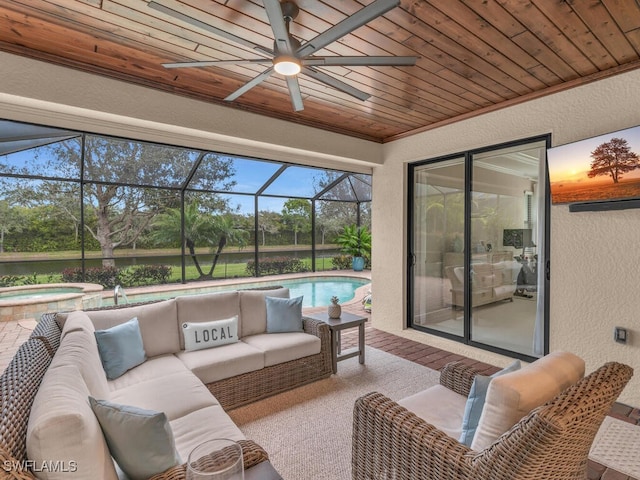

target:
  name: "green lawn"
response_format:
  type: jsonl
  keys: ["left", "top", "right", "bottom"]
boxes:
{"left": 8, "top": 254, "right": 338, "bottom": 287}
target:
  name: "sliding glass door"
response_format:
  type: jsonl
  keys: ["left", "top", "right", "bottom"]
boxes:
{"left": 409, "top": 157, "right": 465, "bottom": 338}
{"left": 408, "top": 136, "right": 550, "bottom": 360}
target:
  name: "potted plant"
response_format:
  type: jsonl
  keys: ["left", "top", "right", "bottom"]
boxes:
{"left": 336, "top": 225, "right": 371, "bottom": 271}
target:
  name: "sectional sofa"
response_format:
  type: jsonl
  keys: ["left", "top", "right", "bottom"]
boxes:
{"left": 0, "top": 287, "right": 332, "bottom": 479}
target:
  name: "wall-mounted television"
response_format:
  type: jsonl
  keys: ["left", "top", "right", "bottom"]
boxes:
{"left": 547, "top": 125, "right": 640, "bottom": 211}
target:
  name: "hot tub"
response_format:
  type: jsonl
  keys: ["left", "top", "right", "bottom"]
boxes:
{"left": 0, "top": 283, "right": 103, "bottom": 322}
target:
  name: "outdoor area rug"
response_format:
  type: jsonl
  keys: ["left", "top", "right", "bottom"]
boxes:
{"left": 228, "top": 346, "right": 440, "bottom": 480}
{"left": 589, "top": 416, "right": 640, "bottom": 478}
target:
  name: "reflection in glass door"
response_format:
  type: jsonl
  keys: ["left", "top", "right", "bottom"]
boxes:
{"left": 410, "top": 157, "right": 465, "bottom": 338}
{"left": 470, "top": 141, "right": 547, "bottom": 356}
{"left": 409, "top": 137, "right": 549, "bottom": 359}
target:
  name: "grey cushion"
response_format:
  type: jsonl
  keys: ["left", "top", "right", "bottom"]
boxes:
{"left": 94, "top": 317, "right": 146, "bottom": 380}
{"left": 265, "top": 296, "right": 303, "bottom": 333}
{"left": 89, "top": 397, "right": 181, "bottom": 480}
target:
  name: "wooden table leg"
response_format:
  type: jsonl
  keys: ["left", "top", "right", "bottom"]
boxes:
{"left": 331, "top": 330, "right": 338, "bottom": 374}
{"left": 358, "top": 321, "right": 365, "bottom": 365}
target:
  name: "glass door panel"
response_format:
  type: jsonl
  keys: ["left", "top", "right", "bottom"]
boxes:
{"left": 411, "top": 158, "right": 465, "bottom": 337}
{"left": 470, "top": 141, "right": 547, "bottom": 356}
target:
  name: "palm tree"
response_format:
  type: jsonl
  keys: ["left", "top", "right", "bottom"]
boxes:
{"left": 152, "top": 201, "right": 248, "bottom": 280}
{"left": 206, "top": 214, "right": 248, "bottom": 278}
{"left": 152, "top": 201, "right": 214, "bottom": 278}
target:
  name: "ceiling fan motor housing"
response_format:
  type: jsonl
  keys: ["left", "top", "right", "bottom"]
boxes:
{"left": 281, "top": 1, "right": 300, "bottom": 21}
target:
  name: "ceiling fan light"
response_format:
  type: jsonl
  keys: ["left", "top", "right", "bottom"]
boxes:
{"left": 274, "top": 56, "right": 301, "bottom": 76}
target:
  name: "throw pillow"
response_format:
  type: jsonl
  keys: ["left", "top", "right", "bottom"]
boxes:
{"left": 94, "top": 317, "right": 146, "bottom": 380}
{"left": 458, "top": 360, "right": 521, "bottom": 446}
{"left": 182, "top": 316, "right": 239, "bottom": 352}
{"left": 265, "top": 295, "right": 304, "bottom": 333}
{"left": 89, "top": 397, "right": 181, "bottom": 480}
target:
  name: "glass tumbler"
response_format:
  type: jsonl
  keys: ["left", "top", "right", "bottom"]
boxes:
{"left": 186, "top": 439, "right": 244, "bottom": 480}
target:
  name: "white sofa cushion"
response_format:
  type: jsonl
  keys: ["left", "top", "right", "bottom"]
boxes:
{"left": 49, "top": 316, "right": 110, "bottom": 400}
{"left": 238, "top": 288, "right": 290, "bottom": 337}
{"left": 87, "top": 299, "right": 180, "bottom": 357}
{"left": 175, "top": 291, "right": 240, "bottom": 349}
{"left": 27, "top": 364, "right": 118, "bottom": 480}
{"left": 398, "top": 384, "right": 468, "bottom": 440}
{"left": 471, "top": 351, "right": 585, "bottom": 451}
{"left": 176, "top": 341, "right": 265, "bottom": 384}
{"left": 107, "top": 354, "right": 190, "bottom": 392}
{"left": 60, "top": 310, "right": 95, "bottom": 339}
{"left": 242, "top": 332, "right": 321, "bottom": 367}
{"left": 110, "top": 370, "right": 217, "bottom": 421}
{"left": 170, "top": 405, "right": 245, "bottom": 462}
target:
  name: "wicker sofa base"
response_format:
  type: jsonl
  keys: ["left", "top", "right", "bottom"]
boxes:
{"left": 207, "top": 350, "right": 332, "bottom": 411}
{"left": 206, "top": 316, "right": 332, "bottom": 410}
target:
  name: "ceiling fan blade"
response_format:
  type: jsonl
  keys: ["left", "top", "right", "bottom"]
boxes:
{"left": 162, "top": 59, "right": 272, "bottom": 68}
{"left": 263, "top": 0, "right": 294, "bottom": 55}
{"left": 303, "top": 56, "right": 417, "bottom": 67}
{"left": 302, "top": 67, "right": 370, "bottom": 101}
{"left": 296, "top": 0, "right": 399, "bottom": 58}
{"left": 224, "top": 67, "right": 274, "bottom": 102}
{"left": 149, "top": 2, "right": 273, "bottom": 57}
{"left": 286, "top": 76, "right": 305, "bottom": 111}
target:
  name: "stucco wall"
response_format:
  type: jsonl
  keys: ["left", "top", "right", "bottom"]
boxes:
{"left": 377, "top": 69, "right": 640, "bottom": 405}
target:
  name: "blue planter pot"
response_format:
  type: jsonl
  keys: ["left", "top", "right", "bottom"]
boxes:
{"left": 352, "top": 256, "right": 365, "bottom": 271}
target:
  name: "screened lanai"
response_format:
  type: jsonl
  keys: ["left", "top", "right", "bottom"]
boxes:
{"left": 0, "top": 119, "right": 371, "bottom": 287}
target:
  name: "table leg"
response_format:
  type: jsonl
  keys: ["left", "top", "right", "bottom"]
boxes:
{"left": 331, "top": 330, "right": 338, "bottom": 374}
{"left": 336, "top": 329, "right": 342, "bottom": 355}
{"left": 358, "top": 321, "right": 365, "bottom": 365}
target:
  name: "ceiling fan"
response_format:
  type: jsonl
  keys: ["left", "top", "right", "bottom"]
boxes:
{"left": 148, "top": 0, "right": 418, "bottom": 112}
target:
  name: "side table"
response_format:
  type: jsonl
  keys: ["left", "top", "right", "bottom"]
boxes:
{"left": 306, "top": 311, "right": 367, "bottom": 373}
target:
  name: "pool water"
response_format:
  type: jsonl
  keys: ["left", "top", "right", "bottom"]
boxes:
{"left": 104, "top": 276, "right": 370, "bottom": 308}
{"left": 279, "top": 278, "right": 368, "bottom": 307}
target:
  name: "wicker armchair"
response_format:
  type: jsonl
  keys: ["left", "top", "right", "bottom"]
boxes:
{"left": 352, "top": 361, "right": 633, "bottom": 480}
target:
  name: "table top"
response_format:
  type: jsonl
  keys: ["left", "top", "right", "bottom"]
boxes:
{"left": 305, "top": 310, "right": 367, "bottom": 328}
{"left": 245, "top": 461, "right": 283, "bottom": 480}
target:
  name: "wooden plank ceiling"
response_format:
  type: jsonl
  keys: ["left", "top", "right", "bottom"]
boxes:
{"left": 1, "top": 0, "right": 640, "bottom": 143}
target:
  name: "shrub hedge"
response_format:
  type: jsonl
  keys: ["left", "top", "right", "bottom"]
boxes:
{"left": 246, "top": 256, "right": 309, "bottom": 276}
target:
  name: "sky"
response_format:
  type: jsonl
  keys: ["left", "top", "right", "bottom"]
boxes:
{"left": 547, "top": 125, "right": 640, "bottom": 187}
{"left": 0, "top": 146, "right": 344, "bottom": 215}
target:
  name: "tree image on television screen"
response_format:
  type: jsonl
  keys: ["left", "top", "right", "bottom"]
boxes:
{"left": 587, "top": 138, "right": 640, "bottom": 184}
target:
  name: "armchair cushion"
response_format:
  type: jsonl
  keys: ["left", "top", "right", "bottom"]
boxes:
{"left": 458, "top": 360, "right": 520, "bottom": 446}
{"left": 398, "top": 384, "right": 467, "bottom": 440}
{"left": 470, "top": 351, "right": 585, "bottom": 451}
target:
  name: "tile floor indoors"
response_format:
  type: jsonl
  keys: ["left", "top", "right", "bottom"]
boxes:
{"left": 1, "top": 285, "right": 638, "bottom": 480}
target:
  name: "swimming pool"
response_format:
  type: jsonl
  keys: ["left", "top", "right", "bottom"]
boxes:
{"left": 102, "top": 276, "right": 370, "bottom": 308}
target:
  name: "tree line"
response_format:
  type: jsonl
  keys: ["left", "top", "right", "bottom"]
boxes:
{"left": 0, "top": 135, "right": 370, "bottom": 268}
